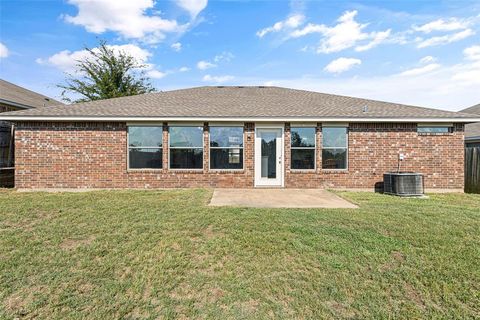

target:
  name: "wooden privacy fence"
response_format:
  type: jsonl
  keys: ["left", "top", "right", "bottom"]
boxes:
{"left": 0, "top": 121, "right": 14, "bottom": 188}
{"left": 465, "top": 146, "right": 480, "bottom": 194}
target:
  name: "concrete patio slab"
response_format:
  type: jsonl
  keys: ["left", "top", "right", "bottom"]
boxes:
{"left": 209, "top": 189, "right": 358, "bottom": 208}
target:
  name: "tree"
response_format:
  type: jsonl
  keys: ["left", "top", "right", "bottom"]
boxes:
{"left": 58, "top": 41, "right": 156, "bottom": 103}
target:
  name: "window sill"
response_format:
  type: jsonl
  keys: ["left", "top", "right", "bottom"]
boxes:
{"left": 209, "top": 169, "right": 245, "bottom": 173}
{"left": 127, "top": 169, "right": 164, "bottom": 173}
{"left": 322, "top": 169, "right": 349, "bottom": 174}
{"left": 418, "top": 132, "right": 453, "bottom": 136}
{"left": 290, "top": 169, "right": 316, "bottom": 174}
{"left": 169, "top": 169, "right": 204, "bottom": 174}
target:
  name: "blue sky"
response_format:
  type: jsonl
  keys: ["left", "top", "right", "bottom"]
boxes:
{"left": 0, "top": 0, "right": 479, "bottom": 111}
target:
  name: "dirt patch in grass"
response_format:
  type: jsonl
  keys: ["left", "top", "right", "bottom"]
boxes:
{"left": 404, "top": 283, "right": 426, "bottom": 310}
{"left": 60, "top": 235, "right": 95, "bottom": 250}
{"left": 4, "top": 286, "right": 46, "bottom": 317}
{"left": 325, "top": 300, "right": 356, "bottom": 319}
{"left": 380, "top": 250, "right": 405, "bottom": 272}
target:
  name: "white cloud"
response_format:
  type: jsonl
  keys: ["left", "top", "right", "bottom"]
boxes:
{"left": 197, "top": 60, "right": 216, "bottom": 70}
{"left": 416, "top": 29, "right": 475, "bottom": 48}
{"left": 179, "top": 66, "right": 190, "bottom": 72}
{"left": 196, "top": 52, "right": 233, "bottom": 70}
{"left": 355, "top": 29, "right": 391, "bottom": 52}
{"left": 202, "top": 74, "right": 234, "bottom": 83}
{"left": 324, "top": 57, "right": 361, "bottom": 74}
{"left": 214, "top": 51, "right": 234, "bottom": 63}
{"left": 464, "top": 44, "right": 480, "bottom": 60}
{"left": 413, "top": 18, "right": 471, "bottom": 33}
{"left": 256, "top": 14, "right": 305, "bottom": 38}
{"left": 289, "top": 10, "right": 390, "bottom": 53}
{"left": 175, "top": 0, "right": 208, "bottom": 19}
{"left": 420, "top": 55, "right": 437, "bottom": 64}
{"left": 398, "top": 63, "right": 441, "bottom": 76}
{"left": 260, "top": 49, "right": 480, "bottom": 110}
{"left": 36, "top": 44, "right": 152, "bottom": 72}
{"left": 0, "top": 42, "right": 8, "bottom": 58}
{"left": 171, "top": 42, "right": 182, "bottom": 52}
{"left": 63, "top": 0, "right": 191, "bottom": 44}
{"left": 146, "top": 70, "right": 167, "bottom": 79}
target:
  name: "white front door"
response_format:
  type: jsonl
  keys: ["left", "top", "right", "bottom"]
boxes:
{"left": 255, "top": 127, "right": 283, "bottom": 187}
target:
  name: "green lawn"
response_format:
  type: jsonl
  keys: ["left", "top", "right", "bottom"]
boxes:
{"left": 0, "top": 189, "right": 479, "bottom": 319}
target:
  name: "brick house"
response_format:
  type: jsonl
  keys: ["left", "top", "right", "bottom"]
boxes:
{"left": 461, "top": 104, "right": 480, "bottom": 147}
{"left": 0, "top": 86, "right": 478, "bottom": 191}
{"left": 0, "top": 79, "right": 62, "bottom": 187}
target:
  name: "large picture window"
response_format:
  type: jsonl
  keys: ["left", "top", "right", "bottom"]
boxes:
{"left": 210, "top": 126, "right": 244, "bottom": 170}
{"left": 128, "top": 126, "right": 163, "bottom": 169}
{"left": 169, "top": 126, "right": 204, "bottom": 169}
{"left": 291, "top": 127, "right": 315, "bottom": 170}
{"left": 322, "top": 127, "right": 348, "bottom": 169}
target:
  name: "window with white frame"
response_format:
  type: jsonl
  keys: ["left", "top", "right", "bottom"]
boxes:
{"left": 210, "top": 126, "right": 244, "bottom": 170}
{"left": 291, "top": 127, "right": 315, "bottom": 170}
{"left": 169, "top": 126, "right": 203, "bottom": 169}
{"left": 128, "top": 126, "right": 163, "bottom": 169}
{"left": 322, "top": 127, "right": 348, "bottom": 169}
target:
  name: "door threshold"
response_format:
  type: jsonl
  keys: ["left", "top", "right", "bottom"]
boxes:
{"left": 254, "top": 186, "right": 284, "bottom": 189}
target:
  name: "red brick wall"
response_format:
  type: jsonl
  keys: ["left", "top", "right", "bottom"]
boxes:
{"left": 284, "top": 123, "right": 465, "bottom": 190}
{"left": 14, "top": 121, "right": 464, "bottom": 189}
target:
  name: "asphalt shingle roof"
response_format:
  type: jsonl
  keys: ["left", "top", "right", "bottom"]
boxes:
{"left": 0, "top": 79, "right": 62, "bottom": 109}
{"left": 0, "top": 86, "right": 476, "bottom": 120}
{"left": 460, "top": 104, "right": 480, "bottom": 140}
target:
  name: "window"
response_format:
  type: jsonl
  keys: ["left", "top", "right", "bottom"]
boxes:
{"left": 291, "top": 127, "right": 315, "bottom": 170}
{"left": 417, "top": 126, "right": 452, "bottom": 133}
{"left": 322, "top": 127, "right": 348, "bottom": 169}
{"left": 128, "top": 126, "right": 163, "bottom": 169}
{"left": 169, "top": 126, "right": 203, "bottom": 169}
{"left": 210, "top": 126, "right": 244, "bottom": 170}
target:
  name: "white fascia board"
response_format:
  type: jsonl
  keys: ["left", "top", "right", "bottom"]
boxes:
{"left": 1, "top": 116, "right": 480, "bottom": 123}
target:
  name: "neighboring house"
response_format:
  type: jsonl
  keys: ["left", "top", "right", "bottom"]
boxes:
{"left": 0, "top": 79, "right": 62, "bottom": 187}
{"left": 461, "top": 104, "right": 480, "bottom": 147}
{"left": 0, "top": 86, "right": 478, "bottom": 191}
{"left": 461, "top": 104, "right": 480, "bottom": 194}
{"left": 0, "top": 79, "right": 61, "bottom": 111}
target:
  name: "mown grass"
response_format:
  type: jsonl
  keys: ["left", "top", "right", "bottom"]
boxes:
{"left": 0, "top": 189, "right": 479, "bottom": 319}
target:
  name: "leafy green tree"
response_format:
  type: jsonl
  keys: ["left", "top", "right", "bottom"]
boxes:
{"left": 58, "top": 41, "right": 156, "bottom": 103}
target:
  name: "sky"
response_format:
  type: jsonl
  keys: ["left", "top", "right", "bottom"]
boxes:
{"left": 0, "top": 0, "right": 479, "bottom": 111}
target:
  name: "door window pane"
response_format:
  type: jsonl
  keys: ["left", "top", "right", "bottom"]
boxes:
{"left": 261, "top": 132, "right": 277, "bottom": 178}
